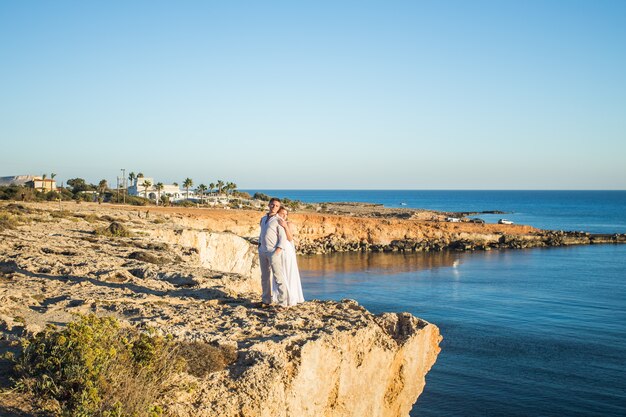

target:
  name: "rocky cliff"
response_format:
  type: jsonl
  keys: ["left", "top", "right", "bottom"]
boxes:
{"left": 0, "top": 202, "right": 441, "bottom": 416}
{"left": 127, "top": 205, "right": 626, "bottom": 255}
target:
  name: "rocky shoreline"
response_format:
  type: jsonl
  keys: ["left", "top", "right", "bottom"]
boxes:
{"left": 296, "top": 230, "right": 626, "bottom": 255}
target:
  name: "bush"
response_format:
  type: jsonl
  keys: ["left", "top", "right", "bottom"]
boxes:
{"left": 177, "top": 341, "right": 237, "bottom": 378}
{"left": 44, "top": 191, "right": 61, "bottom": 201}
{"left": 59, "top": 187, "right": 74, "bottom": 201}
{"left": 11, "top": 315, "right": 183, "bottom": 417}
{"left": 0, "top": 185, "right": 39, "bottom": 201}
{"left": 49, "top": 210, "right": 75, "bottom": 219}
{"left": 94, "top": 222, "right": 131, "bottom": 238}
{"left": 252, "top": 192, "right": 270, "bottom": 201}
{"left": 74, "top": 192, "right": 97, "bottom": 203}
{"left": 228, "top": 199, "right": 242, "bottom": 209}
{"left": 124, "top": 195, "right": 150, "bottom": 206}
{"left": 281, "top": 198, "right": 301, "bottom": 211}
{"left": 0, "top": 213, "right": 20, "bottom": 231}
{"left": 172, "top": 200, "right": 195, "bottom": 208}
{"left": 232, "top": 191, "right": 251, "bottom": 199}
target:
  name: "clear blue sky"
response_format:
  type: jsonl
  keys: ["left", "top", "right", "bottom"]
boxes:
{"left": 1, "top": 0, "right": 625, "bottom": 189}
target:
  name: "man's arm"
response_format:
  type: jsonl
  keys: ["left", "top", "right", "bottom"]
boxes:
{"left": 275, "top": 221, "right": 288, "bottom": 251}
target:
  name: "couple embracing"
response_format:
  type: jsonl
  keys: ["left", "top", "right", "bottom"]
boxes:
{"left": 258, "top": 198, "right": 304, "bottom": 308}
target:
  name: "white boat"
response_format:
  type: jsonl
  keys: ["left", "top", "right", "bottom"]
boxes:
{"left": 498, "top": 219, "right": 514, "bottom": 225}
{"left": 400, "top": 202, "right": 407, "bottom": 206}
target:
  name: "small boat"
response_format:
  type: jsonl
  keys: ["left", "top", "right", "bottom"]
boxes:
{"left": 400, "top": 202, "right": 407, "bottom": 206}
{"left": 498, "top": 219, "right": 514, "bottom": 225}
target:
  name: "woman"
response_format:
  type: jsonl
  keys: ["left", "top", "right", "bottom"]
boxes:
{"left": 272, "top": 207, "right": 304, "bottom": 306}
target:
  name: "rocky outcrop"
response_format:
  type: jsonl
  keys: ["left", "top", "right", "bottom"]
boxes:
{"left": 172, "top": 303, "right": 441, "bottom": 417}
{"left": 149, "top": 228, "right": 261, "bottom": 293}
{"left": 0, "top": 202, "right": 441, "bottom": 416}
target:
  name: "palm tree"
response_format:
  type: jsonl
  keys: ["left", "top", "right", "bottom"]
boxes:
{"left": 197, "top": 184, "right": 207, "bottom": 204}
{"left": 155, "top": 182, "right": 164, "bottom": 206}
{"left": 227, "top": 182, "right": 237, "bottom": 195}
{"left": 142, "top": 179, "right": 152, "bottom": 199}
{"left": 98, "top": 179, "right": 108, "bottom": 203}
{"left": 183, "top": 178, "right": 193, "bottom": 200}
{"left": 128, "top": 172, "right": 136, "bottom": 187}
{"left": 209, "top": 182, "right": 215, "bottom": 196}
{"left": 216, "top": 180, "right": 224, "bottom": 195}
{"left": 98, "top": 179, "right": 108, "bottom": 194}
{"left": 40, "top": 173, "right": 47, "bottom": 192}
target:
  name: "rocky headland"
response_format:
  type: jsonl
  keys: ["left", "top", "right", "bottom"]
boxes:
{"left": 106, "top": 203, "right": 626, "bottom": 255}
{"left": 0, "top": 202, "right": 442, "bottom": 416}
{"left": 1, "top": 200, "right": 623, "bottom": 415}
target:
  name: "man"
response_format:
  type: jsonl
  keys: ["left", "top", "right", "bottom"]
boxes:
{"left": 258, "top": 198, "right": 288, "bottom": 307}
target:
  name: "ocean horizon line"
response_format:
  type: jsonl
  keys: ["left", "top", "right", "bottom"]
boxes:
{"left": 243, "top": 188, "right": 626, "bottom": 192}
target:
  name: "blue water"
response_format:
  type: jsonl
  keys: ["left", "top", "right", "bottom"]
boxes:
{"left": 270, "top": 190, "right": 626, "bottom": 416}
{"left": 248, "top": 190, "right": 626, "bottom": 234}
{"left": 299, "top": 247, "right": 626, "bottom": 416}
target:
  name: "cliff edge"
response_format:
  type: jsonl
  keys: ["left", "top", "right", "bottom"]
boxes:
{"left": 0, "top": 202, "right": 441, "bottom": 416}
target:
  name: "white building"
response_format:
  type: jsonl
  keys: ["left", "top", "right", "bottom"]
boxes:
{"left": 128, "top": 177, "right": 199, "bottom": 202}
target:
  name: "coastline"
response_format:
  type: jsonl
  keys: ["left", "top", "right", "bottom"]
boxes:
{"left": 0, "top": 201, "right": 442, "bottom": 416}
{"left": 92, "top": 202, "right": 626, "bottom": 255}
{"left": 1, "top": 200, "right": 624, "bottom": 415}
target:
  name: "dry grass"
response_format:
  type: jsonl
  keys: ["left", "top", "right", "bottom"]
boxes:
{"left": 94, "top": 221, "right": 131, "bottom": 238}
{"left": 128, "top": 251, "right": 168, "bottom": 265}
{"left": 74, "top": 213, "right": 101, "bottom": 223}
{"left": 48, "top": 210, "right": 75, "bottom": 219}
{"left": 177, "top": 341, "right": 238, "bottom": 378}
{"left": 0, "top": 213, "right": 19, "bottom": 232}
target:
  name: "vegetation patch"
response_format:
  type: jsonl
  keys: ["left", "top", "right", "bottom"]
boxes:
{"left": 6, "top": 315, "right": 239, "bottom": 416}
{"left": 94, "top": 222, "right": 131, "bottom": 238}
{"left": 8, "top": 315, "right": 183, "bottom": 417}
{"left": 100, "top": 215, "right": 120, "bottom": 223}
{"left": 0, "top": 213, "right": 20, "bottom": 232}
{"left": 74, "top": 213, "right": 101, "bottom": 223}
{"left": 125, "top": 195, "right": 150, "bottom": 206}
{"left": 131, "top": 241, "right": 169, "bottom": 251}
{"left": 177, "top": 341, "right": 237, "bottom": 378}
{"left": 48, "top": 210, "right": 74, "bottom": 219}
{"left": 128, "top": 251, "right": 167, "bottom": 265}
{"left": 3, "top": 203, "right": 37, "bottom": 215}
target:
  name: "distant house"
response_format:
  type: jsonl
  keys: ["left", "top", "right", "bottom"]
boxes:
{"left": 0, "top": 175, "right": 57, "bottom": 191}
{"left": 128, "top": 177, "right": 189, "bottom": 202}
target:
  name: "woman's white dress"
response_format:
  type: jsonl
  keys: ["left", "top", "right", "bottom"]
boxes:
{"left": 273, "top": 239, "right": 304, "bottom": 306}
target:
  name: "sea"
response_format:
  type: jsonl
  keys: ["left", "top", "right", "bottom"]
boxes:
{"left": 250, "top": 190, "right": 626, "bottom": 416}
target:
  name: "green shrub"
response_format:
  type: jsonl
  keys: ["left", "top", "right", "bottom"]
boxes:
{"left": 172, "top": 200, "right": 195, "bottom": 208}
{"left": 125, "top": 196, "right": 150, "bottom": 206}
{"left": 45, "top": 191, "right": 61, "bottom": 201}
{"left": 232, "top": 191, "right": 251, "bottom": 199}
{"left": 228, "top": 199, "right": 242, "bottom": 209}
{"left": 11, "top": 315, "right": 182, "bottom": 417}
{"left": 0, "top": 185, "right": 39, "bottom": 201}
{"left": 252, "top": 192, "right": 270, "bottom": 201}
